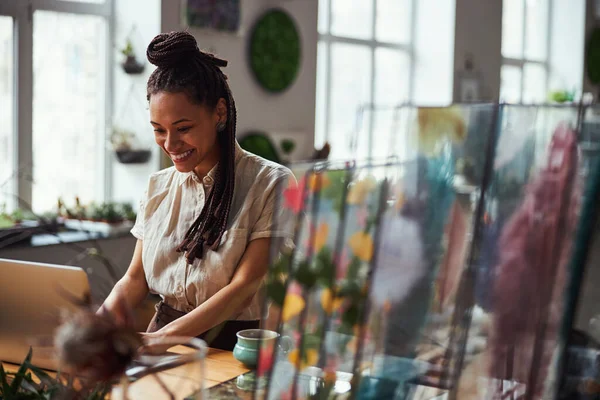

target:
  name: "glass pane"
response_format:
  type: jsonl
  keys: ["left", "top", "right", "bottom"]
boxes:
{"left": 524, "top": 0, "right": 549, "bottom": 61}
{"left": 59, "top": 0, "right": 105, "bottom": 3}
{"left": 331, "top": 0, "right": 373, "bottom": 40}
{"left": 523, "top": 62, "right": 547, "bottom": 103}
{"left": 32, "top": 11, "right": 106, "bottom": 212}
{"left": 0, "top": 17, "right": 14, "bottom": 210}
{"left": 318, "top": 0, "right": 329, "bottom": 34}
{"left": 373, "top": 48, "right": 410, "bottom": 159}
{"left": 500, "top": 64, "right": 523, "bottom": 103}
{"left": 314, "top": 41, "right": 328, "bottom": 150}
{"left": 329, "top": 43, "right": 372, "bottom": 160}
{"left": 502, "top": 0, "right": 524, "bottom": 58}
{"left": 376, "top": 0, "right": 412, "bottom": 44}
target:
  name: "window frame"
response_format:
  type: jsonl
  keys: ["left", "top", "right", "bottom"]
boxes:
{"left": 0, "top": 0, "right": 114, "bottom": 210}
{"left": 501, "top": 0, "right": 553, "bottom": 103}
{"left": 316, "top": 0, "right": 416, "bottom": 161}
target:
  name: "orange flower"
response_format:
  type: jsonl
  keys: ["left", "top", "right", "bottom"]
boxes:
{"left": 288, "top": 348, "right": 319, "bottom": 370}
{"left": 307, "top": 172, "right": 331, "bottom": 192}
{"left": 347, "top": 178, "right": 376, "bottom": 205}
{"left": 348, "top": 232, "right": 374, "bottom": 262}
{"left": 281, "top": 293, "right": 305, "bottom": 322}
{"left": 313, "top": 222, "right": 329, "bottom": 252}
{"left": 320, "top": 288, "right": 344, "bottom": 314}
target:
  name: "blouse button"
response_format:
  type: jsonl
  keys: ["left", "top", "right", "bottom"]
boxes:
{"left": 186, "top": 305, "right": 194, "bottom": 313}
{"left": 176, "top": 285, "right": 183, "bottom": 294}
{"left": 203, "top": 176, "right": 213, "bottom": 186}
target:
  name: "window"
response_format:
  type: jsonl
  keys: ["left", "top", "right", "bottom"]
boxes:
{"left": 0, "top": 16, "right": 14, "bottom": 209}
{"left": 500, "top": 0, "right": 550, "bottom": 103}
{"left": 0, "top": 1, "right": 112, "bottom": 212}
{"left": 315, "top": 0, "right": 414, "bottom": 161}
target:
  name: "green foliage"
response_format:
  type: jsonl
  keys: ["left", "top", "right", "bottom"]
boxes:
{"left": 0, "top": 348, "right": 111, "bottom": 400}
{"left": 280, "top": 139, "right": 296, "bottom": 155}
{"left": 249, "top": 9, "right": 301, "bottom": 93}
{"left": 120, "top": 39, "right": 135, "bottom": 58}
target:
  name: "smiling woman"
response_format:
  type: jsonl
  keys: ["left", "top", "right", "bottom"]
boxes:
{"left": 99, "top": 31, "right": 296, "bottom": 351}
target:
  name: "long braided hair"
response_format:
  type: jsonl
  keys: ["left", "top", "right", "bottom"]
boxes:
{"left": 146, "top": 31, "right": 236, "bottom": 263}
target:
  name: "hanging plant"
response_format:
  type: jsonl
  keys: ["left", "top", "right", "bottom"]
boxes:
{"left": 120, "top": 38, "right": 144, "bottom": 75}
{"left": 111, "top": 127, "right": 151, "bottom": 164}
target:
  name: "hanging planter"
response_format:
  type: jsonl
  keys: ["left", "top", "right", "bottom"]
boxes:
{"left": 119, "top": 27, "right": 145, "bottom": 75}
{"left": 111, "top": 127, "right": 152, "bottom": 165}
{"left": 115, "top": 149, "right": 152, "bottom": 164}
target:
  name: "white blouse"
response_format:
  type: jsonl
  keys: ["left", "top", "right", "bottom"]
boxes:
{"left": 131, "top": 142, "right": 295, "bottom": 320}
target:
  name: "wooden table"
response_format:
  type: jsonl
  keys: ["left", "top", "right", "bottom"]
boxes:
{"left": 3, "top": 347, "right": 250, "bottom": 399}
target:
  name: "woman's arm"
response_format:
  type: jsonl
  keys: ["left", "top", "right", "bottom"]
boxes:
{"left": 148, "top": 238, "right": 271, "bottom": 338}
{"left": 99, "top": 239, "right": 149, "bottom": 324}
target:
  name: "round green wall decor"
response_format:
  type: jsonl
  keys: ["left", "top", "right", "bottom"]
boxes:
{"left": 248, "top": 8, "right": 301, "bottom": 93}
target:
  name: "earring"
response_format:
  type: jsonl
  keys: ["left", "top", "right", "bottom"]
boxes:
{"left": 216, "top": 121, "right": 226, "bottom": 132}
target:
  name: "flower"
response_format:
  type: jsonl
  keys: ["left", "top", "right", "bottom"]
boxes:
{"left": 288, "top": 348, "right": 319, "bottom": 370}
{"left": 257, "top": 343, "right": 274, "bottom": 376}
{"left": 308, "top": 172, "right": 331, "bottom": 192}
{"left": 356, "top": 206, "right": 369, "bottom": 228}
{"left": 348, "top": 232, "right": 374, "bottom": 262}
{"left": 283, "top": 179, "right": 304, "bottom": 213}
{"left": 320, "top": 288, "right": 345, "bottom": 314}
{"left": 281, "top": 293, "right": 305, "bottom": 322}
{"left": 347, "top": 178, "right": 376, "bottom": 205}
{"left": 417, "top": 106, "right": 466, "bottom": 155}
{"left": 302, "top": 222, "right": 329, "bottom": 253}
{"left": 336, "top": 249, "right": 350, "bottom": 280}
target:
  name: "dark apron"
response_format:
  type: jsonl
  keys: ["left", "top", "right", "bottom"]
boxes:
{"left": 146, "top": 301, "right": 259, "bottom": 351}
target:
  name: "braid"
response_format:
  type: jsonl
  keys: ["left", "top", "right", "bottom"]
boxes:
{"left": 147, "top": 31, "right": 236, "bottom": 263}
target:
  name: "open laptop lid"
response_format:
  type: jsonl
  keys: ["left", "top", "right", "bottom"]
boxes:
{"left": 0, "top": 258, "right": 90, "bottom": 370}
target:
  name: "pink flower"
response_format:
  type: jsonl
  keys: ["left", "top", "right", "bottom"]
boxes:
{"left": 336, "top": 249, "right": 350, "bottom": 280}
{"left": 356, "top": 206, "right": 369, "bottom": 229}
{"left": 283, "top": 176, "right": 306, "bottom": 214}
{"left": 257, "top": 343, "right": 274, "bottom": 376}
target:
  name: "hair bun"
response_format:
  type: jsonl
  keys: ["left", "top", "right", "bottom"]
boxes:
{"left": 147, "top": 31, "right": 228, "bottom": 69}
{"left": 147, "top": 31, "right": 199, "bottom": 68}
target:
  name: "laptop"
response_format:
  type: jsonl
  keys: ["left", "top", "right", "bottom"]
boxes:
{"left": 0, "top": 258, "right": 90, "bottom": 371}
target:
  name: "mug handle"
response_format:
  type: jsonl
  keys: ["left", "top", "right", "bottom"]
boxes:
{"left": 279, "top": 335, "right": 293, "bottom": 355}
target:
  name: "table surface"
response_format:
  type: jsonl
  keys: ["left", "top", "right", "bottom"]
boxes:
{"left": 2, "top": 346, "right": 250, "bottom": 399}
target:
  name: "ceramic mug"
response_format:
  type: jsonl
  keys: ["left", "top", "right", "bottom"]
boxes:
{"left": 233, "top": 329, "right": 292, "bottom": 369}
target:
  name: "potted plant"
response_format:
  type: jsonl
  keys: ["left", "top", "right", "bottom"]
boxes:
{"left": 111, "top": 127, "right": 152, "bottom": 164}
{"left": 120, "top": 38, "right": 144, "bottom": 75}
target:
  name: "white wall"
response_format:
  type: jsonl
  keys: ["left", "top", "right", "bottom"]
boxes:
{"left": 110, "top": 0, "right": 162, "bottom": 207}
{"left": 161, "top": 0, "right": 318, "bottom": 151}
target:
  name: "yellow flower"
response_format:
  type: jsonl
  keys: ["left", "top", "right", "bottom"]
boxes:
{"left": 281, "top": 293, "right": 305, "bottom": 322}
{"left": 417, "top": 106, "right": 466, "bottom": 155}
{"left": 314, "top": 223, "right": 329, "bottom": 253}
{"left": 348, "top": 232, "right": 374, "bottom": 262}
{"left": 308, "top": 172, "right": 331, "bottom": 192}
{"left": 320, "top": 288, "right": 344, "bottom": 314}
{"left": 288, "top": 348, "right": 319, "bottom": 369}
{"left": 347, "top": 178, "right": 376, "bottom": 205}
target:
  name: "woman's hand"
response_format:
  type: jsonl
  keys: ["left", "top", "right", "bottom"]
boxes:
{"left": 100, "top": 240, "right": 149, "bottom": 322}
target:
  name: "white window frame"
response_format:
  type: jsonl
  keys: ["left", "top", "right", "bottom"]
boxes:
{"left": 0, "top": 0, "right": 114, "bottom": 209}
{"left": 501, "top": 0, "right": 553, "bottom": 103}
{"left": 316, "top": 0, "right": 416, "bottom": 160}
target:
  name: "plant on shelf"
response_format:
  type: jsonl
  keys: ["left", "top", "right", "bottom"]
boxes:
{"left": 120, "top": 38, "right": 144, "bottom": 75}
{"left": 59, "top": 197, "right": 136, "bottom": 224}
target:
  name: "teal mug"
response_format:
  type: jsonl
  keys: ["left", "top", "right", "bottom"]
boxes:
{"left": 233, "top": 329, "right": 292, "bottom": 369}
